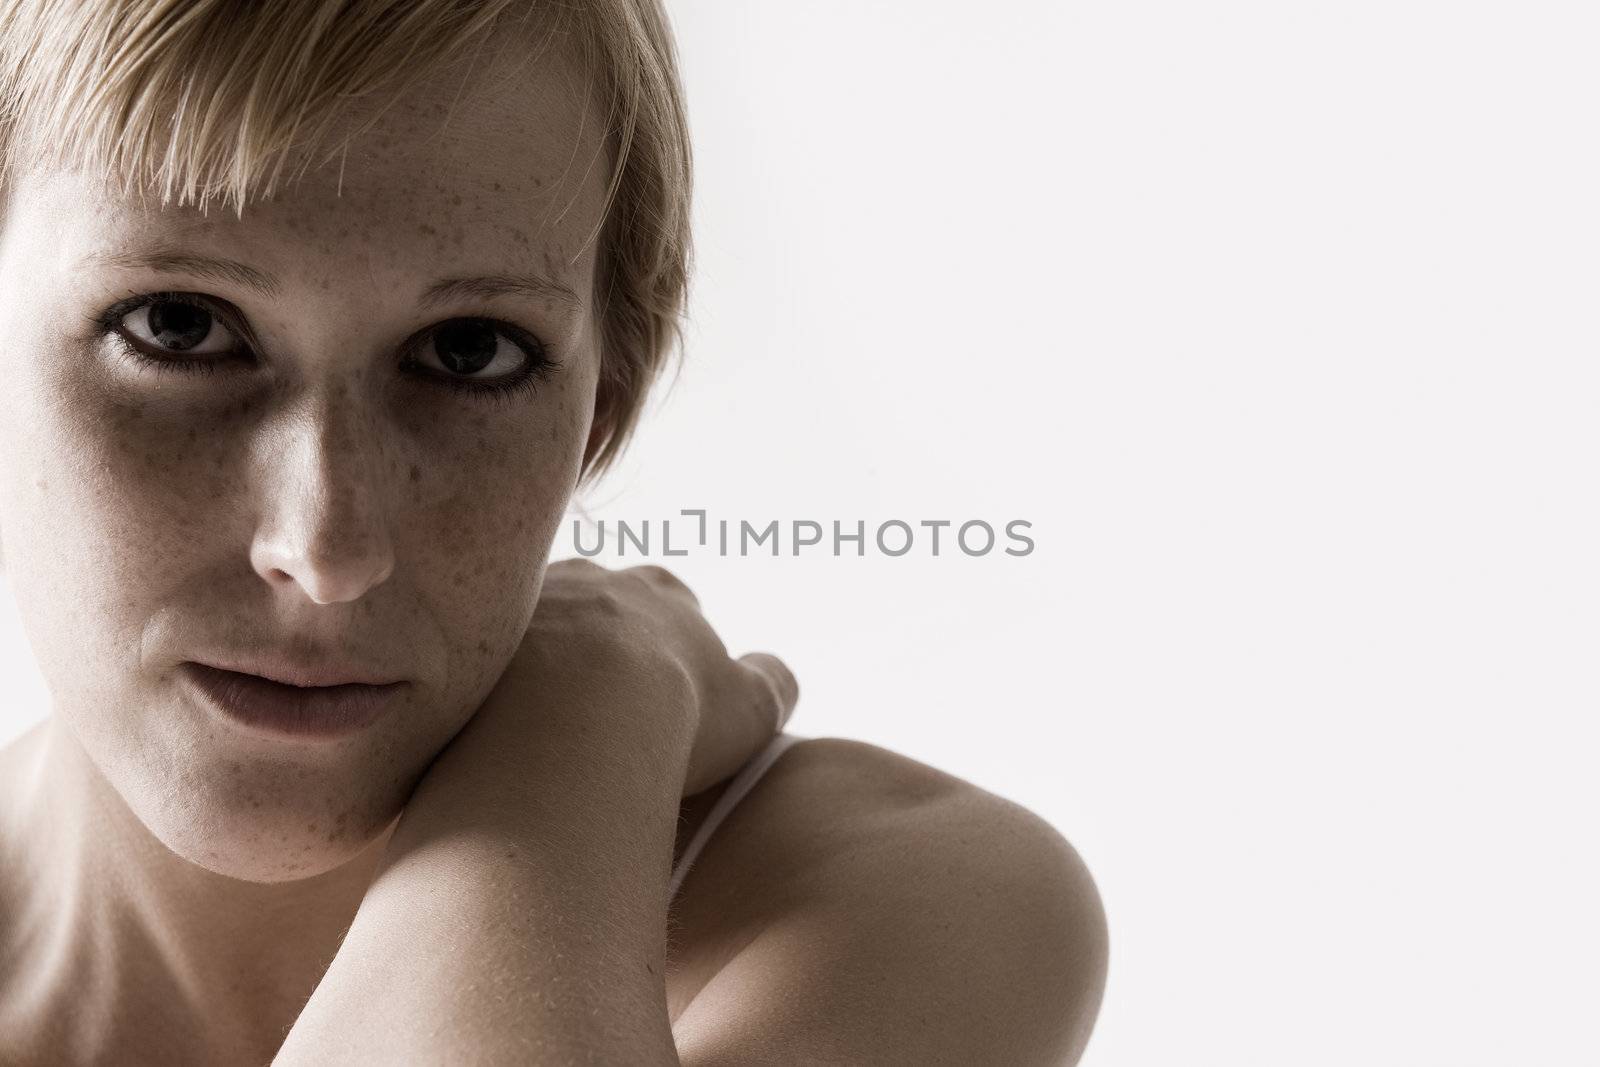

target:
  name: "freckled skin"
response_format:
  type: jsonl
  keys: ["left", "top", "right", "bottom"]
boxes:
{"left": 0, "top": 34, "right": 611, "bottom": 912}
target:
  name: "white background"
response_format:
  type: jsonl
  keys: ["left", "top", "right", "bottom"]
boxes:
{"left": 4, "top": 2, "right": 1598, "bottom": 1063}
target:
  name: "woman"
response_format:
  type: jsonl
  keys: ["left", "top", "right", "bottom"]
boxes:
{"left": 0, "top": 0, "right": 1107, "bottom": 1062}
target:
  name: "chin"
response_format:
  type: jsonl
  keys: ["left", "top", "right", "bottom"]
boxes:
{"left": 55, "top": 677, "right": 454, "bottom": 882}
{"left": 133, "top": 758, "right": 413, "bottom": 883}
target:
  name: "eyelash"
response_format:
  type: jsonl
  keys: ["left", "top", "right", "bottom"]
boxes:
{"left": 88, "top": 291, "right": 562, "bottom": 407}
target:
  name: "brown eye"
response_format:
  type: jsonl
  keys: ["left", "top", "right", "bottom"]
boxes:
{"left": 412, "top": 318, "right": 540, "bottom": 385}
{"left": 122, "top": 298, "right": 235, "bottom": 357}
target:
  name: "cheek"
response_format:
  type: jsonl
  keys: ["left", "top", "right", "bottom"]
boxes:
{"left": 0, "top": 384, "right": 193, "bottom": 699}
{"left": 402, "top": 367, "right": 592, "bottom": 629}
{"left": 0, "top": 352, "right": 590, "bottom": 691}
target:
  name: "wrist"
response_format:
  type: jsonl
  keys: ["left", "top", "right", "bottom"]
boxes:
{"left": 382, "top": 664, "right": 692, "bottom": 875}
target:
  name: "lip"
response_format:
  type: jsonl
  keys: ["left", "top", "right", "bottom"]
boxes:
{"left": 179, "top": 661, "right": 406, "bottom": 740}
{"left": 196, "top": 655, "right": 404, "bottom": 688}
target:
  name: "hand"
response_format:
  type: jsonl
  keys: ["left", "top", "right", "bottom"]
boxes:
{"left": 521, "top": 558, "right": 800, "bottom": 795}
{"left": 404, "top": 558, "right": 800, "bottom": 832}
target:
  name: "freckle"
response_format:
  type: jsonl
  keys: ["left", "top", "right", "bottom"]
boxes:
{"left": 451, "top": 194, "right": 462, "bottom": 206}
{"left": 230, "top": 761, "right": 242, "bottom": 774}
{"left": 533, "top": 177, "right": 542, "bottom": 188}
{"left": 419, "top": 223, "right": 437, "bottom": 236}
{"left": 491, "top": 181, "right": 502, "bottom": 192}
{"left": 409, "top": 464, "right": 421, "bottom": 482}
{"left": 477, "top": 639, "right": 489, "bottom": 654}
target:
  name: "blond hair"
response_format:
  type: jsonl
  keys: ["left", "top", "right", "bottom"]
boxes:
{"left": 0, "top": 0, "right": 692, "bottom": 486}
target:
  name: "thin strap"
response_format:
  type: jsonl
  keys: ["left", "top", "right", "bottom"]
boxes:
{"left": 668, "top": 732, "right": 808, "bottom": 901}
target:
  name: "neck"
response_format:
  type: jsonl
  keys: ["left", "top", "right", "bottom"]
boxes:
{"left": 0, "top": 717, "right": 394, "bottom": 1063}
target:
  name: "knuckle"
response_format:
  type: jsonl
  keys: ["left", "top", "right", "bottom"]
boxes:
{"left": 548, "top": 557, "right": 607, "bottom": 582}
{"left": 633, "top": 563, "right": 682, "bottom": 589}
{"left": 629, "top": 564, "right": 700, "bottom": 603}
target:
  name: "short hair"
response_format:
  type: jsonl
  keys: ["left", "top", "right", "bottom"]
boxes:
{"left": 0, "top": 0, "right": 693, "bottom": 486}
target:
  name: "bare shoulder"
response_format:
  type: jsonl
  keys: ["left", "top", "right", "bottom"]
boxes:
{"left": 0, "top": 722, "right": 49, "bottom": 1049}
{"left": 0, "top": 719, "right": 47, "bottom": 858}
{"left": 0, "top": 719, "right": 45, "bottom": 777}
{"left": 0, "top": 721, "right": 48, "bottom": 868}
{"left": 666, "top": 736, "right": 1108, "bottom": 1065}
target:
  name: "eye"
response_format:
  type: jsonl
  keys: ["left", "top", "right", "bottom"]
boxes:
{"left": 401, "top": 318, "right": 563, "bottom": 402}
{"left": 118, "top": 295, "right": 239, "bottom": 360}
{"left": 90, "top": 291, "right": 562, "bottom": 402}
{"left": 409, "top": 319, "right": 532, "bottom": 384}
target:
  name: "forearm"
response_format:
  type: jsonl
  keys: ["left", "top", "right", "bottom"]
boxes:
{"left": 274, "top": 697, "right": 687, "bottom": 1065}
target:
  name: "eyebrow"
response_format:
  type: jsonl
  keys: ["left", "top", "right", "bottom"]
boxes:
{"left": 80, "top": 249, "right": 585, "bottom": 314}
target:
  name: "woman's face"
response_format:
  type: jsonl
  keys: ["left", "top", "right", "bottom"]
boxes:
{"left": 0, "top": 43, "right": 609, "bottom": 880}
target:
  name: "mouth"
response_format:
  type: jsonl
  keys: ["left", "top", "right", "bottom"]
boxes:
{"left": 178, "top": 662, "right": 406, "bottom": 740}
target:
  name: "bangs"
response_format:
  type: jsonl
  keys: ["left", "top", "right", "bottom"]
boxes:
{"left": 0, "top": 0, "right": 580, "bottom": 215}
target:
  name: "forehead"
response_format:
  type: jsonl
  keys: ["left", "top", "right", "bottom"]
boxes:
{"left": 2, "top": 36, "right": 611, "bottom": 298}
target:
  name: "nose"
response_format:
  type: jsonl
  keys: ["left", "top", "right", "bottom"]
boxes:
{"left": 249, "top": 390, "right": 397, "bottom": 606}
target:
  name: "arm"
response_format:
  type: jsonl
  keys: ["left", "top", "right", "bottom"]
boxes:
{"left": 275, "top": 655, "right": 689, "bottom": 1064}
{"left": 274, "top": 561, "right": 797, "bottom": 1065}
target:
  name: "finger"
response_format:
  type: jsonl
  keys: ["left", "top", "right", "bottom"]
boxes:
{"left": 737, "top": 652, "right": 799, "bottom": 732}
{"left": 683, "top": 653, "right": 799, "bottom": 795}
